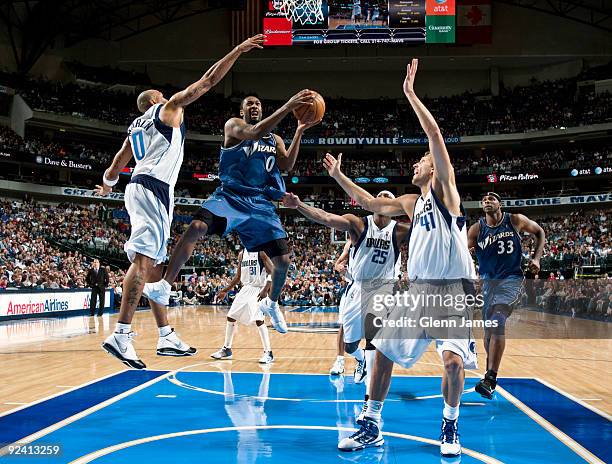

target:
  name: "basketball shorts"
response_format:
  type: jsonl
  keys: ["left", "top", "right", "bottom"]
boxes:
{"left": 337, "top": 283, "right": 351, "bottom": 324}
{"left": 197, "top": 187, "right": 287, "bottom": 252}
{"left": 482, "top": 276, "right": 524, "bottom": 320}
{"left": 372, "top": 279, "right": 478, "bottom": 370}
{"left": 124, "top": 175, "right": 172, "bottom": 265}
{"left": 341, "top": 280, "right": 395, "bottom": 344}
{"left": 227, "top": 284, "right": 265, "bottom": 325}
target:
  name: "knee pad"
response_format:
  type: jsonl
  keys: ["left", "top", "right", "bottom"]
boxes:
{"left": 255, "top": 320, "right": 265, "bottom": 327}
{"left": 365, "top": 339, "right": 376, "bottom": 351}
{"left": 344, "top": 340, "right": 360, "bottom": 354}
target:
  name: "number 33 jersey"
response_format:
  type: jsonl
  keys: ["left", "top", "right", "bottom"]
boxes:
{"left": 348, "top": 215, "right": 402, "bottom": 282}
{"left": 408, "top": 187, "right": 476, "bottom": 280}
{"left": 475, "top": 212, "right": 523, "bottom": 279}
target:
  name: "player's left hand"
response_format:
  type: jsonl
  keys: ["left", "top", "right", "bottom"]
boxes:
{"left": 403, "top": 58, "right": 418, "bottom": 97}
{"left": 281, "top": 193, "right": 300, "bottom": 208}
{"left": 257, "top": 288, "right": 269, "bottom": 301}
{"left": 528, "top": 258, "right": 541, "bottom": 274}
{"left": 298, "top": 118, "right": 322, "bottom": 131}
{"left": 94, "top": 184, "right": 112, "bottom": 196}
{"left": 323, "top": 152, "right": 343, "bottom": 179}
{"left": 237, "top": 34, "right": 265, "bottom": 53}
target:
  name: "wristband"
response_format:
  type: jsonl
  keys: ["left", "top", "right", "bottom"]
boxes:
{"left": 103, "top": 172, "right": 119, "bottom": 187}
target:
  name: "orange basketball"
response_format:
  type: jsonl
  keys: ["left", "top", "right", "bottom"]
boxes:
{"left": 293, "top": 91, "right": 325, "bottom": 124}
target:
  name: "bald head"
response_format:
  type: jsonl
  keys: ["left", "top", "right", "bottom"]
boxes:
{"left": 137, "top": 89, "right": 162, "bottom": 113}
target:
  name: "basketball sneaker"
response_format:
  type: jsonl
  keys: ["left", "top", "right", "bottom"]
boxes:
{"left": 475, "top": 375, "right": 497, "bottom": 400}
{"left": 356, "top": 401, "right": 368, "bottom": 424}
{"left": 156, "top": 328, "right": 197, "bottom": 356}
{"left": 353, "top": 357, "right": 367, "bottom": 384}
{"left": 258, "top": 297, "right": 288, "bottom": 334}
{"left": 330, "top": 357, "right": 345, "bottom": 375}
{"left": 210, "top": 346, "right": 233, "bottom": 360}
{"left": 338, "top": 417, "right": 384, "bottom": 451}
{"left": 142, "top": 280, "right": 171, "bottom": 306}
{"left": 102, "top": 331, "right": 146, "bottom": 369}
{"left": 258, "top": 351, "right": 274, "bottom": 364}
{"left": 439, "top": 418, "right": 461, "bottom": 456}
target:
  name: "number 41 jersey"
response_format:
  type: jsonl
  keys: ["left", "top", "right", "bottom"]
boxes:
{"left": 349, "top": 215, "right": 401, "bottom": 282}
{"left": 408, "top": 187, "right": 476, "bottom": 280}
{"left": 475, "top": 212, "right": 523, "bottom": 279}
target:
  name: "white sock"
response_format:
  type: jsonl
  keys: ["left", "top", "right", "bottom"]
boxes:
{"left": 224, "top": 321, "right": 236, "bottom": 348}
{"left": 443, "top": 401, "right": 460, "bottom": 421}
{"left": 365, "top": 399, "right": 384, "bottom": 422}
{"left": 257, "top": 323, "right": 271, "bottom": 352}
{"left": 365, "top": 349, "right": 376, "bottom": 396}
{"left": 116, "top": 322, "right": 131, "bottom": 334}
{"left": 158, "top": 325, "right": 172, "bottom": 337}
{"left": 350, "top": 347, "right": 364, "bottom": 362}
{"left": 336, "top": 355, "right": 345, "bottom": 362}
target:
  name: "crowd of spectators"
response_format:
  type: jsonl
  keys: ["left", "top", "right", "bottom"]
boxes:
{"left": 1, "top": 197, "right": 610, "bottom": 320}
{"left": 2, "top": 67, "right": 612, "bottom": 138}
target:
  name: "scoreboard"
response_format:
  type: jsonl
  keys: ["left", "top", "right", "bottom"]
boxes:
{"left": 263, "top": 0, "right": 456, "bottom": 45}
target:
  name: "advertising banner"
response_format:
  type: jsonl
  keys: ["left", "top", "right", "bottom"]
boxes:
{"left": 0, "top": 289, "right": 113, "bottom": 319}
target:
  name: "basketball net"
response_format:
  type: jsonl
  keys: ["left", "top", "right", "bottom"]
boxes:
{"left": 273, "top": 0, "right": 324, "bottom": 25}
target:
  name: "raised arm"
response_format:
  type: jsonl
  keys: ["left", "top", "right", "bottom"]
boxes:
{"left": 224, "top": 90, "right": 315, "bottom": 142}
{"left": 323, "top": 153, "right": 417, "bottom": 218}
{"left": 282, "top": 193, "right": 363, "bottom": 243}
{"left": 512, "top": 214, "right": 546, "bottom": 273}
{"left": 94, "top": 137, "right": 133, "bottom": 196}
{"left": 162, "top": 35, "right": 264, "bottom": 125}
{"left": 275, "top": 116, "right": 320, "bottom": 171}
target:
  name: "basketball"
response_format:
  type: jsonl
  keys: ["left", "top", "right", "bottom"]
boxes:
{"left": 293, "top": 91, "right": 325, "bottom": 124}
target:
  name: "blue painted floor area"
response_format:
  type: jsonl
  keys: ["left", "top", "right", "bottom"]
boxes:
{"left": 1, "top": 372, "right": 605, "bottom": 463}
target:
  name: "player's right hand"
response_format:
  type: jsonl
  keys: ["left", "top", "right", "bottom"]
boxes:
{"left": 334, "top": 261, "right": 346, "bottom": 273}
{"left": 323, "top": 152, "right": 343, "bottom": 179}
{"left": 281, "top": 193, "right": 300, "bottom": 208}
{"left": 285, "top": 89, "right": 315, "bottom": 111}
{"left": 94, "top": 184, "right": 111, "bottom": 196}
{"left": 215, "top": 289, "right": 228, "bottom": 303}
{"left": 236, "top": 34, "right": 265, "bottom": 53}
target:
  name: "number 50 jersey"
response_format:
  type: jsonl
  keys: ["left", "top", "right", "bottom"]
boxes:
{"left": 408, "top": 187, "right": 476, "bottom": 280}
{"left": 348, "top": 215, "right": 402, "bottom": 282}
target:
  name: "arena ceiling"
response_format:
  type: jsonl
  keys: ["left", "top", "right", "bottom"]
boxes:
{"left": 0, "top": 0, "right": 609, "bottom": 74}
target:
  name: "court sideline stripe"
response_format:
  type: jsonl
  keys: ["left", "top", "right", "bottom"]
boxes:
{"left": 0, "top": 371, "right": 171, "bottom": 457}
{"left": 534, "top": 377, "right": 611, "bottom": 420}
{"left": 496, "top": 386, "right": 604, "bottom": 464}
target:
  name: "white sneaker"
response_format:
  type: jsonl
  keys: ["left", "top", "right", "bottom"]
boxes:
{"left": 258, "top": 297, "right": 288, "bottom": 334}
{"left": 338, "top": 417, "right": 384, "bottom": 451}
{"left": 210, "top": 346, "right": 233, "bottom": 360}
{"left": 330, "top": 357, "right": 345, "bottom": 375}
{"left": 157, "top": 329, "right": 197, "bottom": 356}
{"left": 102, "top": 331, "right": 146, "bottom": 369}
{"left": 258, "top": 351, "right": 274, "bottom": 364}
{"left": 142, "top": 280, "right": 171, "bottom": 306}
{"left": 353, "top": 357, "right": 367, "bottom": 384}
{"left": 440, "top": 418, "right": 461, "bottom": 456}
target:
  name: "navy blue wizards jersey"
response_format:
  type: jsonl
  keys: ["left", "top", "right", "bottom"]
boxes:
{"left": 218, "top": 133, "right": 286, "bottom": 201}
{"left": 475, "top": 212, "right": 523, "bottom": 279}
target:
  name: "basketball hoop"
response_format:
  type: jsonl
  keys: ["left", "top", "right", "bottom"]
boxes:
{"left": 274, "top": 0, "right": 324, "bottom": 26}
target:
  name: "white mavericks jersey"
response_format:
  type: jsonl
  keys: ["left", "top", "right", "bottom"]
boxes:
{"left": 240, "top": 250, "right": 267, "bottom": 287}
{"left": 349, "top": 215, "right": 401, "bottom": 282}
{"left": 127, "top": 103, "right": 185, "bottom": 189}
{"left": 408, "top": 187, "right": 476, "bottom": 280}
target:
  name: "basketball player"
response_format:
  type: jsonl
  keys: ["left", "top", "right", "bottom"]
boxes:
{"left": 94, "top": 34, "right": 265, "bottom": 369}
{"left": 282, "top": 190, "right": 407, "bottom": 419}
{"left": 468, "top": 192, "right": 545, "bottom": 399}
{"left": 351, "top": 0, "right": 362, "bottom": 23}
{"left": 326, "top": 59, "right": 477, "bottom": 456}
{"left": 330, "top": 240, "right": 352, "bottom": 376}
{"left": 210, "top": 248, "right": 275, "bottom": 364}
{"left": 143, "top": 92, "right": 320, "bottom": 335}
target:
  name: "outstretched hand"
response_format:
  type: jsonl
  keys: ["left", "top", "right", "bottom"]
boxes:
{"left": 282, "top": 192, "right": 301, "bottom": 209}
{"left": 94, "top": 184, "right": 112, "bottom": 197}
{"left": 403, "top": 58, "right": 419, "bottom": 97}
{"left": 297, "top": 117, "right": 322, "bottom": 131}
{"left": 286, "top": 89, "right": 315, "bottom": 111}
{"left": 323, "top": 152, "right": 343, "bottom": 179}
{"left": 237, "top": 34, "right": 265, "bottom": 53}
